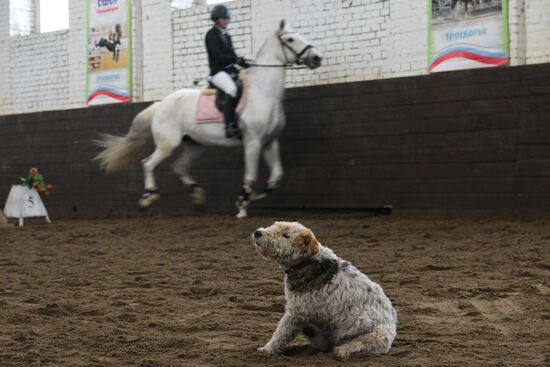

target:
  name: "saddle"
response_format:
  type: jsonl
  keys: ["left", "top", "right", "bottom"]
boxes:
{"left": 196, "top": 72, "right": 248, "bottom": 124}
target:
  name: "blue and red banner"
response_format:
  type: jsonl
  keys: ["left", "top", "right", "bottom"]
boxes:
{"left": 429, "top": 0, "right": 509, "bottom": 72}
{"left": 87, "top": 0, "right": 132, "bottom": 105}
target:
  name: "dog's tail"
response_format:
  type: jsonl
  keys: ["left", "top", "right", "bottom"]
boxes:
{"left": 94, "top": 102, "right": 159, "bottom": 173}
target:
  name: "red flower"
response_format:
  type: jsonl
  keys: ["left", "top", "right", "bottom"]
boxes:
{"left": 29, "top": 167, "right": 38, "bottom": 175}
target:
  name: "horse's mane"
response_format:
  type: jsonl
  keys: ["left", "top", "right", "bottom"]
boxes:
{"left": 254, "top": 25, "right": 295, "bottom": 61}
{"left": 254, "top": 31, "right": 279, "bottom": 61}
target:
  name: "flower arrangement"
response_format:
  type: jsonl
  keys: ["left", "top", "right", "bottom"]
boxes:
{"left": 21, "top": 167, "right": 52, "bottom": 195}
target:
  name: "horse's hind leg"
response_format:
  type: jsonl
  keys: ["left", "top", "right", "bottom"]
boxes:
{"left": 139, "top": 145, "right": 176, "bottom": 209}
{"left": 171, "top": 139, "right": 206, "bottom": 206}
{"left": 236, "top": 138, "right": 262, "bottom": 218}
{"left": 262, "top": 139, "right": 283, "bottom": 194}
{"left": 248, "top": 139, "right": 283, "bottom": 203}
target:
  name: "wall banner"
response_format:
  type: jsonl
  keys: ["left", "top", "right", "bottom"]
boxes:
{"left": 428, "top": 0, "right": 509, "bottom": 73}
{"left": 87, "top": 0, "right": 132, "bottom": 105}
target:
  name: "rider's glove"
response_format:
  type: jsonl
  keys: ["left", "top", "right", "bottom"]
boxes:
{"left": 236, "top": 57, "right": 251, "bottom": 68}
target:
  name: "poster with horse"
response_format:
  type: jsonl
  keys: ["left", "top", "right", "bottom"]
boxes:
{"left": 87, "top": 0, "right": 132, "bottom": 105}
{"left": 429, "top": 0, "right": 509, "bottom": 72}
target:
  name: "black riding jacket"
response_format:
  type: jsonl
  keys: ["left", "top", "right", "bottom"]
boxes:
{"left": 205, "top": 26, "right": 238, "bottom": 76}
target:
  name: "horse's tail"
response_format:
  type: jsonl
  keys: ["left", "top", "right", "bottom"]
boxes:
{"left": 94, "top": 102, "right": 159, "bottom": 173}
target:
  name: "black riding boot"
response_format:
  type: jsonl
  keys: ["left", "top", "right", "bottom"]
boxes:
{"left": 223, "top": 94, "right": 241, "bottom": 138}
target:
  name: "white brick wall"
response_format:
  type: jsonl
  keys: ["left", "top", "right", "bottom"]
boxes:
{"left": 1, "top": 0, "right": 550, "bottom": 115}
{"left": 250, "top": 0, "right": 293, "bottom": 57}
{"left": 0, "top": 0, "right": 11, "bottom": 115}
{"left": 525, "top": 0, "right": 550, "bottom": 64}
{"left": 509, "top": 0, "right": 527, "bottom": 65}
{"left": 133, "top": 0, "right": 144, "bottom": 102}
{"left": 141, "top": 0, "right": 173, "bottom": 100}
{"left": 385, "top": 0, "right": 427, "bottom": 77}
{"left": 9, "top": 0, "right": 36, "bottom": 36}
{"left": 67, "top": 0, "right": 87, "bottom": 109}
{"left": 288, "top": 0, "right": 394, "bottom": 85}
{"left": 10, "top": 31, "right": 69, "bottom": 113}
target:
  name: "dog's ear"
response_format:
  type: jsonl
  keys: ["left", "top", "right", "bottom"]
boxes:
{"left": 298, "top": 229, "right": 319, "bottom": 257}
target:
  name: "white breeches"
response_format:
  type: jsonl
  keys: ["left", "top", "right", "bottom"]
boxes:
{"left": 210, "top": 71, "right": 238, "bottom": 98}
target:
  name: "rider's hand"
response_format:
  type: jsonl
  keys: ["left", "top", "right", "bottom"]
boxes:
{"left": 236, "top": 57, "right": 251, "bottom": 68}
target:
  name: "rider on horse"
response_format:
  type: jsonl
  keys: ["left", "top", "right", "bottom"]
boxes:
{"left": 205, "top": 4, "right": 250, "bottom": 138}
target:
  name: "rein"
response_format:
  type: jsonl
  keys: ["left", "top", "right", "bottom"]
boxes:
{"left": 248, "top": 63, "right": 308, "bottom": 69}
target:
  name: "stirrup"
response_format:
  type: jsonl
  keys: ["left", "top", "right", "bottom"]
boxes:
{"left": 225, "top": 124, "right": 242, "bottom": 138}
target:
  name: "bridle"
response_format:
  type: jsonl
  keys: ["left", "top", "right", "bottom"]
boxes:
{"left": 249, "top": 31, "right": 314, "bottom": 69}
{"left": 278, "top": 32, "right": 314, "bottom": 66}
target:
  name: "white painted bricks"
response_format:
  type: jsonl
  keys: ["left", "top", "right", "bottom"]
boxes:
{"left": 0, "top": 0, "right": 549, "bottom": 115}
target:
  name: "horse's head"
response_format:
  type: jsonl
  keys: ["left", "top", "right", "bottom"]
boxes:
{"left": 276, "top": 20, "right": 322, "bottom": 69}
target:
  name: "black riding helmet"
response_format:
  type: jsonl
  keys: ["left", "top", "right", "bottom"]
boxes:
{"left": 210, "top": 4, "right": 231, "bottom": 21}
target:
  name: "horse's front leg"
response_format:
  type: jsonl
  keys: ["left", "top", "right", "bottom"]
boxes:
{"left": 236, "top": 138, "right": 262, "bottom": 218}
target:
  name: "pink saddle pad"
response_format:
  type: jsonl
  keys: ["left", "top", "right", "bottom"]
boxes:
{"left": 196, "top": 86, "right": 247, "bottom": 124}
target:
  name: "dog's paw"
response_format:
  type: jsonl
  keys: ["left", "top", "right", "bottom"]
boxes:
{"left": 334, "top": 346, "right": 350, "bottom": 361}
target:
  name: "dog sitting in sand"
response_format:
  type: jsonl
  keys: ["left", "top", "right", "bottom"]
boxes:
{"left": 252, "top": 221, "right": 397, "bottom": 361}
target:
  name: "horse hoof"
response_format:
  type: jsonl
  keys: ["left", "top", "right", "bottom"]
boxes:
{"left": 250, "top": 192, "right": 267, "bottom": 202}
{"left": 138, "top": 192, "right": 160, "bottom": 209}
{"left": 190, "top": 186, "right": 205, "bottom": 206}
{"left": 236, "top": 208, "right": 248, "bottom": 219}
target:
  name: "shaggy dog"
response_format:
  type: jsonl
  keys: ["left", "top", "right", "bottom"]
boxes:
{"left": 252, "top": 221, "right": 397, "bottom": 361}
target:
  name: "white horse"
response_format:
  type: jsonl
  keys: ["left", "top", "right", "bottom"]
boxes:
{"left": 95, "top": 21, "right": 322, "bottom": 218}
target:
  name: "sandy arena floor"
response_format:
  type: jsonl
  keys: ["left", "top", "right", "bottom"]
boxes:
{"left": 0, "top": 212, "right": 548, "bottom": 366}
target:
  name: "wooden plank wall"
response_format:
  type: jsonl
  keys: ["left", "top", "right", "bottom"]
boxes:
{"left": 1, "top": 63, "right": 550, "bottom": 216}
